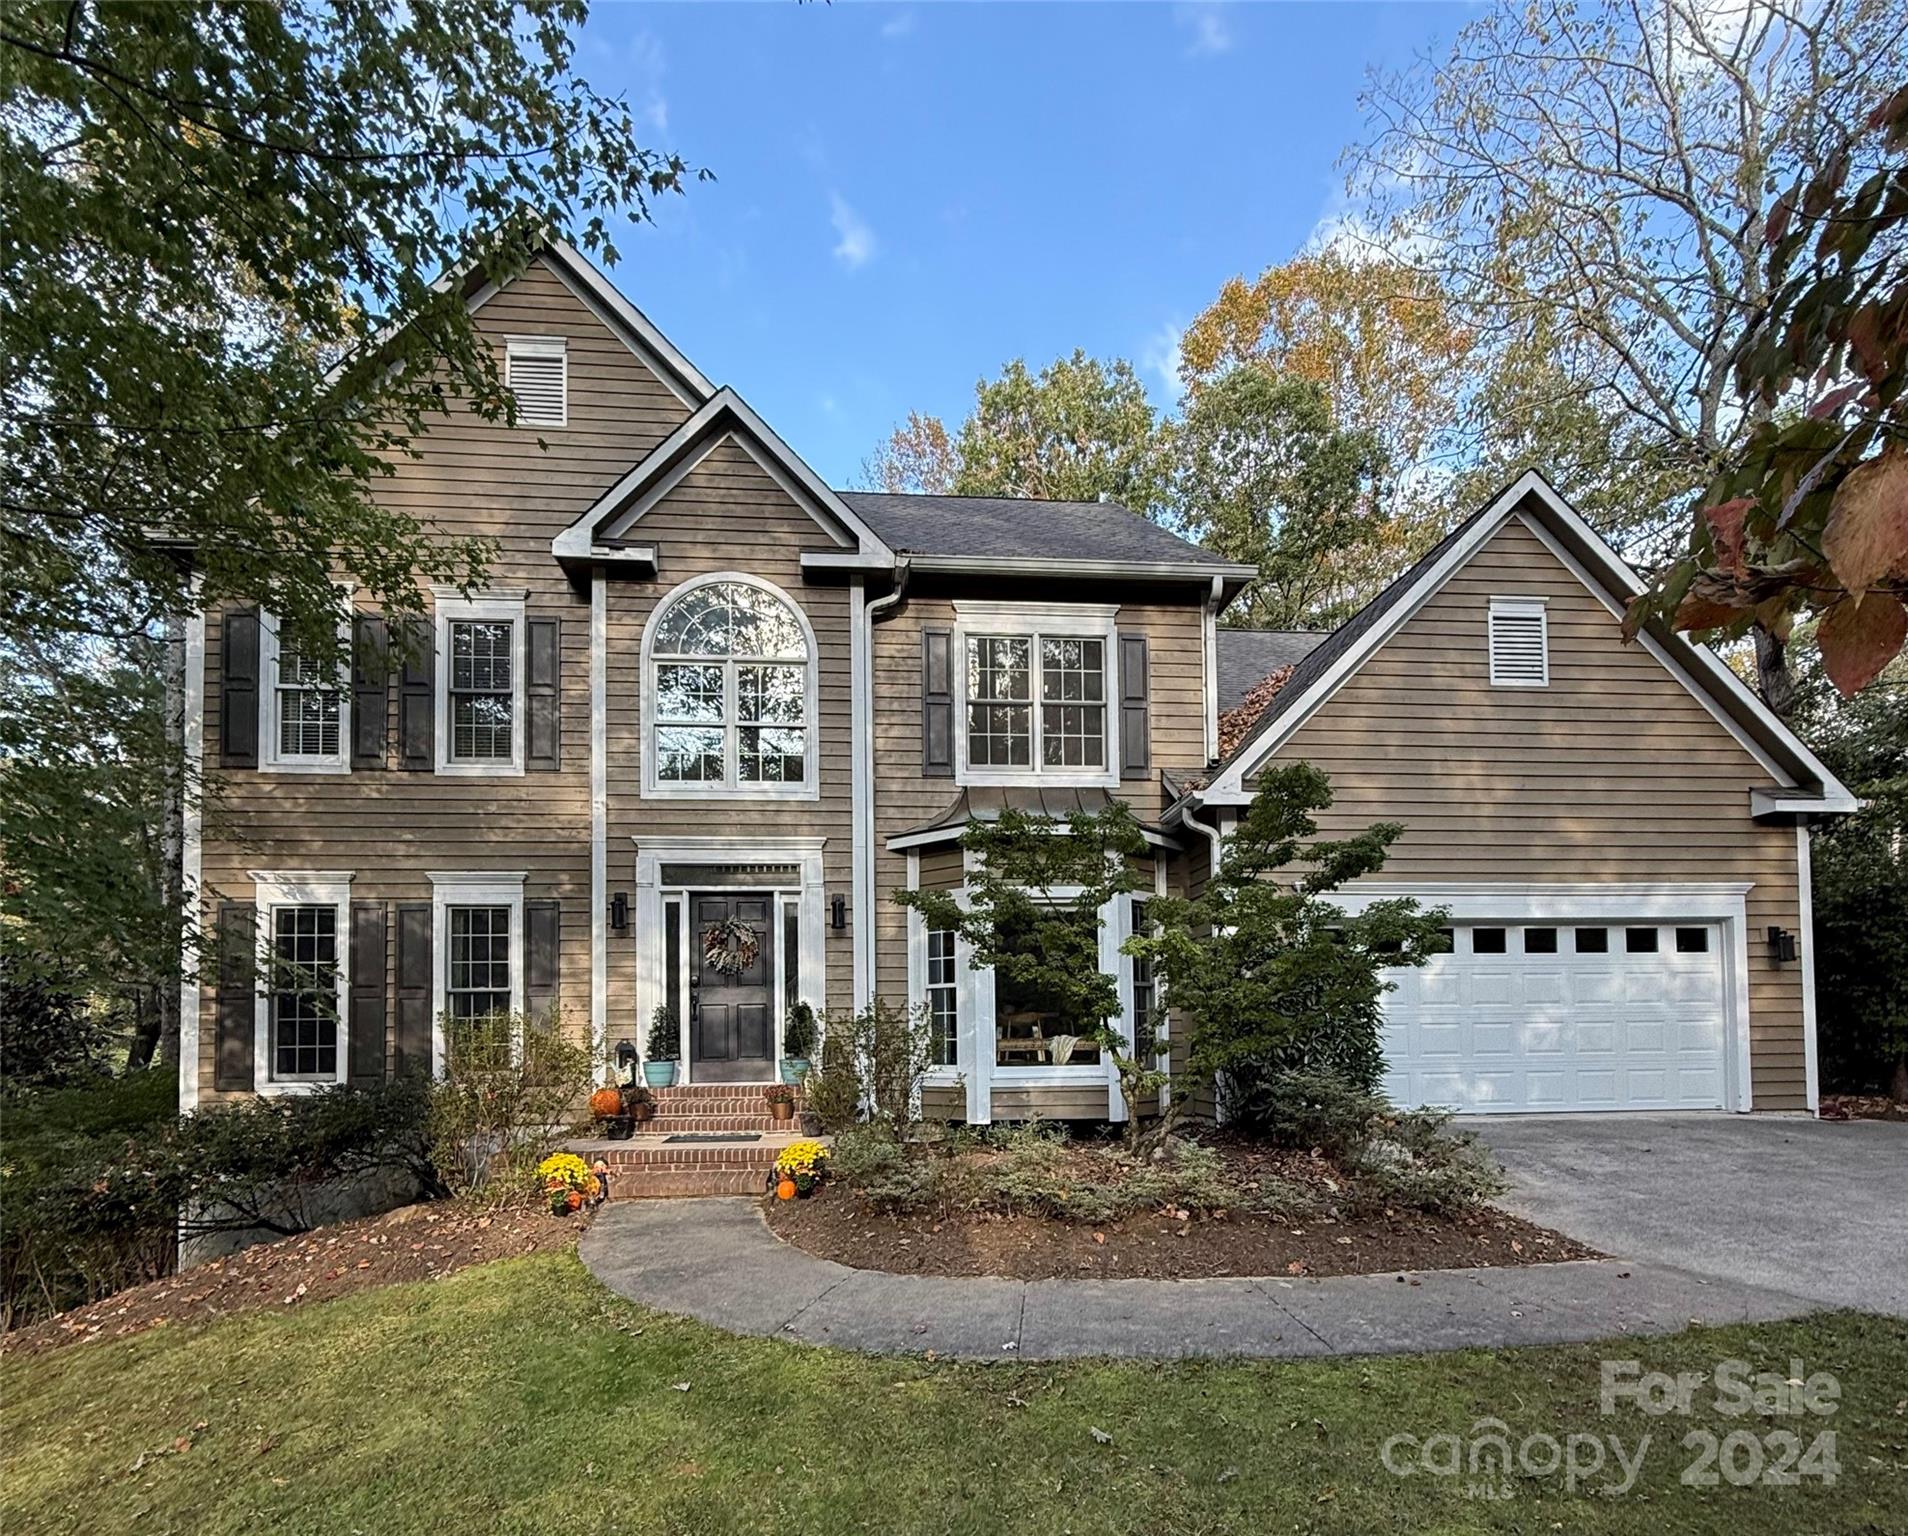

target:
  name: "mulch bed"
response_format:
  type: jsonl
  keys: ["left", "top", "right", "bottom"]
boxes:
{"left": 1820, "top": 1093, "right": 1908, "bottom": 1123}
{"left": 3, "top": 1203, "right": 588, "bottom": 1359}
{"left": 766, "top": 1141, "right": 1598, "bottom": 1282}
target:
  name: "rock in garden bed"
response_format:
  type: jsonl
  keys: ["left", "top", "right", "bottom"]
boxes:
{"left": 764, "top": 1135, "right": 1597, "bottom": 1282}
{"left": 3, "top": 1202, "right": 590, "bottom": 1358}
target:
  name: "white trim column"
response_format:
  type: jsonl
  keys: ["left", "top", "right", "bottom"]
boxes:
{"left": 178, "top": 594, "right": 205, "bottom": 1114}
{"left": 1798, "top": 824, "right": 1820, "bottom": 1115}
{"left": 850, "top": 577, "right": 872, "bottom": 1010}
{"left": 1104, "top": 890, "right": 1131, "bottom": 1123}
{"left": 590, "top": 567, "right": 608, "bottom": 1084}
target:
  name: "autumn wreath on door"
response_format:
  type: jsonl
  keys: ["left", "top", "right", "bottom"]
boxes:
{"left": 701, "top": 915, "right": 760, "bottom": 977}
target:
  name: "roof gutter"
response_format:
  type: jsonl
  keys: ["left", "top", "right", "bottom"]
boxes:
{"left": 801, "top": 551, "right": 1256, "bottom": 584}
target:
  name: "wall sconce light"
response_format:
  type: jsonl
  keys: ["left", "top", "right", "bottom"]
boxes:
{"left": 609, "top": 892, "right": 629, "bottom": 933}
{"left": 1766, "top": 926, "right": 1797, "bottom": 966}
{"left": 830, "top": 894, "right": 847, "bottom": 932}
{"left": 614, "top": 1039, "right": 637, "bottom": 1069}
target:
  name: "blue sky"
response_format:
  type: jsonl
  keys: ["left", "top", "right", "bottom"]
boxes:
{"left": 577, "top": 2, "right": 1473, "bottom": 485}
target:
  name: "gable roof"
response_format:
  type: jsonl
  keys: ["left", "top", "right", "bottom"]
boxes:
{"left": 1215, "top": 628, "right": 1326, "bottom": 711}
{"left": 840, "top": 493, "right": 1243, "bottom": 571}
{"left": 1197, "top": 470, "right": 1858, "bottom": 817}
{"left": 552, "top": 387, "right": 896, "bottom": 567}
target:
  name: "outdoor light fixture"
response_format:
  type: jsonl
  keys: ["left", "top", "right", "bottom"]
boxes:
{"left": 614, "top": 1039, "right": 637, "bottom": 1069}
{"left": 830, "top": 894, "right": 847, "bottom": 932}
{"left": 609, "top": 891, "right": 629, "bottom": 932}
{"left": 1767, "top": 926, "right": 1798, "bottom": 966}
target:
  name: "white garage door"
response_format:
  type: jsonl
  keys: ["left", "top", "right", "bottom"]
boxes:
{"left": 1381, "top": 922, "right": 1727, "bottom": 1113}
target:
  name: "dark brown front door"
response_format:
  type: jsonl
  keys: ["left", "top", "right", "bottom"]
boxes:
{"left": 690, "top": 893, "right": 774, "bottom": 1083}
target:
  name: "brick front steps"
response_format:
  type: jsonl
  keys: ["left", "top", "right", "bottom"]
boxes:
{"left": 568, "top": 1085, "right": 822, "bottom": 1198}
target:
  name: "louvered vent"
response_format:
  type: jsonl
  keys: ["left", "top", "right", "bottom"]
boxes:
{"left": 506, "top": 337, "right": 567, "bottom": 427}
{"left": 1488, "top": 600, "right": 1549, "bottom": 686}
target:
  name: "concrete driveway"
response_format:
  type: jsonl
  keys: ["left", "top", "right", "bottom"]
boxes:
{"left": 1478, "top": 1113, "right": 1908, "bottom": 1318}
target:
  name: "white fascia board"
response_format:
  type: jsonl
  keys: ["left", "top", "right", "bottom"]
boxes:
{"left": 538, "top": 240, "right": 714, "bottom": 406}
{"left": 1751, "top": 789, "right": 1863, "bottom": 820}
{"left": 1205, "top": 469, "right": 1858, "bottom": 810}
{"left": 1320, "top": 880, "right": 1755, "bottom": 920}
{"left": 840, "top": 553, "right": 1255, "bottom": 583}
{"left": 551, "top": 389, "right": 895, "bottom": 563}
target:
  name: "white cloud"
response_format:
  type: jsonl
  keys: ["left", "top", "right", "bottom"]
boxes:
{"left": 1177, "top": 3, "right": 1232, "bottom": 57}
{"left": 830, "top": 193, "right": 876, "bottom": 270}
{"left": 1141, "top": 321, "right": 1187, "bottom": 403}
{"left": 628, "top": 32, "right": 670, "bottom": 137}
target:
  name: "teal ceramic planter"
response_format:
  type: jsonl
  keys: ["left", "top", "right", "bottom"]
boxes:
{"left": 643, "top": 1061, "right": 677, "bottom": 1088}
{"left": 780, "top": 1058, "right": 809, "bottom": 1085}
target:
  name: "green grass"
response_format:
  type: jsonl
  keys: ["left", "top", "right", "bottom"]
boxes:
{"left": 4, "top": 1252, "right": 1903, "bottom": 1535}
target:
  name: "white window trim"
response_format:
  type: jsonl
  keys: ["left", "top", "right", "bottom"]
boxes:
{"left": 258, "top": 597, "right": 353, "bottom": 774}
{"left": 639, "top": 571, "right": 821, "bottom": 802}
{"left": 250, "top": 870, "right": 353, "bottom": 1096}
{"left": 1487, "top": 595, "right": 1550, "bottom": 688}
{"left": 505, "top": 334, "right": 568, "bottom": 428}
{"left": 428, "top": 871, "right": 527, "bottom": 1075}
{"left": 434, "top": 588, "right": 527, "bottom": 777}
{"left": 952, "top": 599, "right": 1121, "bottom": 789}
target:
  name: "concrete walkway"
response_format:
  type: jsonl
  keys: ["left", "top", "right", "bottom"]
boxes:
{"left": 579, "top": 1199, "right": 1819, "bottom": 1362}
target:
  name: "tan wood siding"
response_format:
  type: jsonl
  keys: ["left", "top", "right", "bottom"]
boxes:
{"left": 194, "top": 256, "right": 694, "bottom": 1102}
{"left": 1265, "top": 516, "right": 1807, "bottom": 1110}
{"left": 602, "top": 436, "right": 856, "bottom": 1035}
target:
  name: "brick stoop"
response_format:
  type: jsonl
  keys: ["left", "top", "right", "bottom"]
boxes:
{"left": 640, "top": 1084, "right": 814, "bottom": 1137}
{"left": 568, "top": 1123, "right": 827, "bottom": 1200}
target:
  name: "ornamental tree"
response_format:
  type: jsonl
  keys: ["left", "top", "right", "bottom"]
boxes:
{"left": 1128, "top": 762, "right": 1448, "bottom": 1112}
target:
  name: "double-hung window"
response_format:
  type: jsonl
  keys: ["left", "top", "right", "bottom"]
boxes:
{"left": 447, "top": 905, "right": 512, "bottom": 1019}
{"left": 435, "top": 590, "right": 526, "bottom": 775}
{"left": 259, "top": 603, "right": 351, "bottom": 773}
{"left": 955, "top": 602, "right": 1118, "bottom": 786}
{"left": 430, "top": 873, "right": 526, "bottom": 1067}
{"left": 644, "top": 575, "right": 816, "bottom": 798}
{"left": 1130, "top": 897, "right": 1159, "bottom": 1058}
{"left": 251, "top": 872, "right": 352, "bottom": 1094}
{"left": 925, "top": 925, "right": 958, "bottom": 1067}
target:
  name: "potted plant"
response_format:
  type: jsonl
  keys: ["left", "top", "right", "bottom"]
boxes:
{"left": 590, "top": 1083, "right": 634, "bottom": 1140}
{"left": 780, "top": 1001, "right": 816, "bottom": 1085}
{"left": 764, "top": 1083, "right": 796, "bottom": 1123}
{"left": 644, "top": 1005, "right": 679, "bottom": 1088}
{"left": 772, "top": 1139, "right": 828, "bottom": 1197}
{"left": 623, "top": 1082, "right": 656, "bottom": 1124}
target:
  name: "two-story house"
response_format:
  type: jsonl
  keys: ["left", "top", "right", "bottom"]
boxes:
{"left": 179, "top": 240, "right": 1854, "bottom": 1148}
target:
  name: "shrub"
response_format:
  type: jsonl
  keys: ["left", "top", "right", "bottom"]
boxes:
{"left": 645, "top": 1005, "right": 679, "bottom": 1063}
{"left": 428, "top": 1010, "right": 595, "bottom": 1203}
{"left": 827, "top": 1124, "right": 943, "bottom": 1211}
{"left": 1239, "top": 1067, "right": 1506, "bottom": 1215}
{"left": 0, "top": 972, "right": 114, "bottom": 1088}
{"left": 783, "top": 1001, "right": 817, "bottom": 1061}
{"left": 802, "top": 1027, "right": 863, "bottom": 1134}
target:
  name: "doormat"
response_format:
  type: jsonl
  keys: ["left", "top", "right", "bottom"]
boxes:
{"left": 661, "top": 1132, "right": 763, "bottom": 1144}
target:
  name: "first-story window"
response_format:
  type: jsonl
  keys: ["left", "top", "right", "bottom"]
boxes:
{"left": 994, "top": 908, "right": 1102, "bottom": 1068}
{"left": 925, "top": 925, "right": 958, "bottom": 1067}
{"left": 447, "top": 905, "right": 512, "bottom": 1018}
{"left": 270, "top": 904, "right": 339, "bottom": 1079}
{"left": 1130, "top": 898, "right": 1157, "bottom": 1057}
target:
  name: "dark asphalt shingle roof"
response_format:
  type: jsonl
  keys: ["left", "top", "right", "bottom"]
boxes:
{"left": 838, "top": 492, "right": 1239, "bottom": 567}
{"left": 1215, "top": 629, "right": 1327, "bottom": 711}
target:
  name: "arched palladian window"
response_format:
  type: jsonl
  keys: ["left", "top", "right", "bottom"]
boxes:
{"left": 644, "top": 575, "right": 815, "bottom": 797}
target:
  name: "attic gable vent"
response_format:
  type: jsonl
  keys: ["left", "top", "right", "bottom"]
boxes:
{"left": 1488, "top": 598, "right": 1549, "bottom": 687}
{"left": 506, "top": 336, "right": 567, "bottom": 428}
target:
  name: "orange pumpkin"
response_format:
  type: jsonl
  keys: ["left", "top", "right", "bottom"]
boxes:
{"left": 589, "top": 1087, "right": 625, "bottom": 1119}
{"left": 776, "top": 1177, "right": 798, "bottom": 1201}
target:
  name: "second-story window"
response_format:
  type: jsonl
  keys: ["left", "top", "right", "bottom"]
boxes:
{"left": 955, "top": 602, "right": 1118, "bottom": 786}
{"left": 435, "top": 590, "right": 526, "bottom": 775}
{"left": 259, "top": 602, "right": 351, "bottom": 774}
{"left": 644, "top": 575, "right": 816, "bottom": 799}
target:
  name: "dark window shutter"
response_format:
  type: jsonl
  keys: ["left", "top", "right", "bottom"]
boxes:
{"left": 221, "top": 609, "right": 260, "bottom": 768}
{"left": 398, "top": 619, "right": 435, "bottom": 770}
{"left": 922, "top": 628, "right": 954, "bottom": 778}
{"left": 1118, "top": 632, "right": 1150, "bottom": 777}
{"left": 215, "top": 900, "right": 257, "bottom": 1091}
{"left": 394, "top": 902, "right": 434, "bottom": 1074}
{"left": 526, "top": 618, "right": 560, "bottom": 771}
{"left": 352, "top": 615, "right": 389, "bottom": 768}
{"left": 348, "top": 901, "right": 388, "bottom": 1083}
{"left": 526, "top": 899, "right": 560, "bottom": 1026}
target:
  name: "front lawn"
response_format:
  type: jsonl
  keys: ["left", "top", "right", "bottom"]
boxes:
{"left": 4, "top": 1251, "right": 1903, "bottom": 1535}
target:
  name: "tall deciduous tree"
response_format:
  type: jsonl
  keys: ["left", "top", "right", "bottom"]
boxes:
{"left": 1348, "top": 0, "right": 1905, "bottom": 704}
{"left": 1173, "top": 367, "right": 1395, "bottom": 629}
{"left": 4, "top": 0, "right": 701, "bottom": 655}
{"left": 1176, "top": 251, "right": 1472, "bottom": 486}
{"left": 860, "top": 410, "right": 957, "bottom": 494}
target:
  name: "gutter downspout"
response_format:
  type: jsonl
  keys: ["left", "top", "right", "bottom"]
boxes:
{"left": 854, "top": 561, "right": 911, "bottom": 1011}
{"left": 1201, "top": 576, "right": 1224, "bottom": 763}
